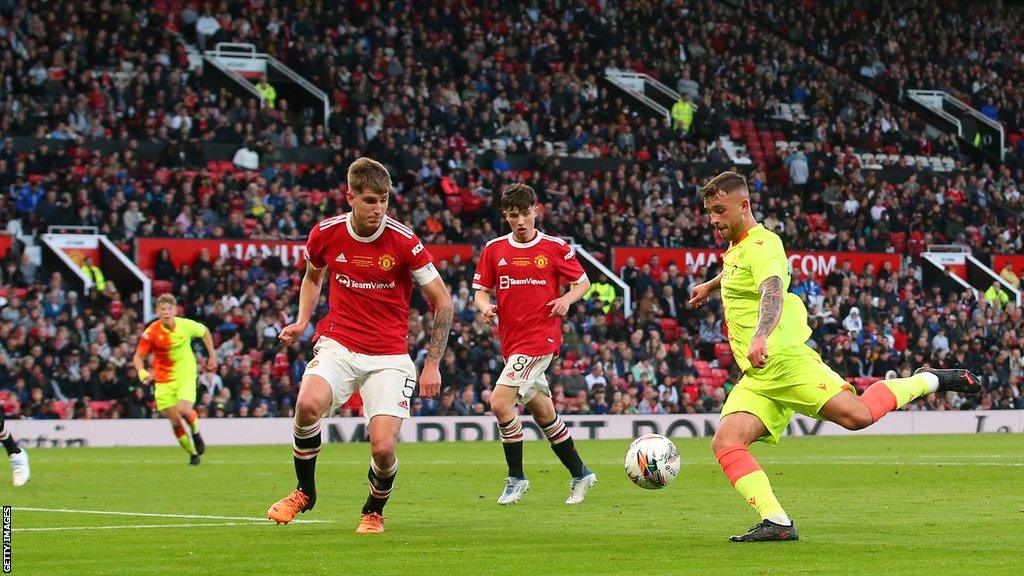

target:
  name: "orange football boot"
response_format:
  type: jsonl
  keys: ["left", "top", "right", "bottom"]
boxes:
{"left": 355, "top": 512, "right": 385, "bottom": 533}
{"left": 267, "top": 489, "right": 314, "bottom": 524}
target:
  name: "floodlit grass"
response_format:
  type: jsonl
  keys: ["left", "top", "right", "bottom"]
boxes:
{"left": 7, "top": 434, "right": 1022, "bottom": 575}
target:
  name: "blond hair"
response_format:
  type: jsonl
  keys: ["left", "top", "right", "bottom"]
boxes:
{"left": 155, "top": 293, "right": 177, "bottom": 308}
{"left": 347, "top": 157, "right": 392, "bottom": 196}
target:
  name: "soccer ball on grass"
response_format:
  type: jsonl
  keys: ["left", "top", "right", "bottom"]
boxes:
{"left": 624, "top": 433, "right": 680, "bottom": 490}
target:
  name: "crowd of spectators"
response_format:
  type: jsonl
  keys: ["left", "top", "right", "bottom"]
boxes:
{"left": 0, "top": 0, "right": 963, "bottom": 166}
{"left": 1, "top": 0, "right": 1023, "bottom": 421}
{"left": 747, "top": 0, "right": 1024, "bottom": 162}
{"left": 2, "top": 153, "right": 1022, "bottom": 420}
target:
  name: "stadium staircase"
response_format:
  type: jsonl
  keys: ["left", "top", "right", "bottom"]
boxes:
{"left": 36, "top": 227, "right": 156, "bottom": 322}
{"left": 201, "top": 42, "right": 331, "bottom": 125}
{"left": 920, "top": 245, "right": 1020, "bottom": 305}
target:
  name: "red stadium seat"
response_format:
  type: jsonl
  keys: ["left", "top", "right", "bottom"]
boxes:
{"left": 90, "top": 400, "right": 113, "bottom": 418}
{"left": 714, "top": 342, "right": 732, "bottom": 357}
{"left": 855, "top": 377, "right": 877, "bottom": 391}
{"left": 711, "top": 369, "right": 730, "bottom": 387}
{"left": 657, "top": 317, "right": 679, "bottom": 340}
{"left": 694, "top": 360, "right": 712, "bottom": 377}
{"left": 152, "top": 280, "right": 173, "bottom": 295}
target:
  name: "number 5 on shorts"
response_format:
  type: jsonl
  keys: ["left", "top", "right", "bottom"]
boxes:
{"left": 403, "top": 378, "right": 415, "bottom": 398}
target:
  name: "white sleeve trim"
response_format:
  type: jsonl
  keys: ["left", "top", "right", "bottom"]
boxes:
{"left": 411, "top": 262, "right": 440, "bottom": 286}
{"left": 471, "top": 283, "right": 491, "bottom": 291}
{"left": 570, "top": 272, "right": 589, "bottom": 285}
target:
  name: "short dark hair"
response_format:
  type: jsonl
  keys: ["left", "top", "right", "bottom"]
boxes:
{"left": 500, "top": 183, "right": 537, "bottom": 212}
{"left": 700, "top": 171, "right": 748, "bottom": 200}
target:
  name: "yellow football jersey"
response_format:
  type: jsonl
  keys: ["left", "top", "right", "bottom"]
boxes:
{"left": 720, "top": 224, "right": 811, "bottom": 372}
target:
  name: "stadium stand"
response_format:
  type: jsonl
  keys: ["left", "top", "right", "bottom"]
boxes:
{"left": 0, "top": 0, "right": 1022, "bottom": 420}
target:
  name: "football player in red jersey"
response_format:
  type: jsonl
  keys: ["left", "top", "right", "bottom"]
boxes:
{"left": 268, "top": 157, "right": 453, "bottom": 533}
{"left": 473, "top": 183, "right": 597, "bottom": 505}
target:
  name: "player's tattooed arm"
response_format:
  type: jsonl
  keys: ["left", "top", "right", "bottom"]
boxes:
{"left": 753, "top": 276, "right": 783, "bottom": 339}
{"left": 426, "top": 303, "right": 453, "bottom": 363}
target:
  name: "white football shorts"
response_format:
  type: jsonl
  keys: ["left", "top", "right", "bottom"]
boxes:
{"left": 303, "top": 337, "right": 417, "bottom": 422}
{"left": 496, "top": 353, "right": 555, "bottom": 405}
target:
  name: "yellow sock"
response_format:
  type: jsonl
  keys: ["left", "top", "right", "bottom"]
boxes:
{"left": 175, "top": 428, "right": 196, "bottom": 455}
{"left": 883, "top": 374, "right": 933, "bottom": 407}
{"left": 734, "top": 470, "right": 786, "bottom": 521}
{"left": 185, "top": 410, "right": 200, "bottom": 435}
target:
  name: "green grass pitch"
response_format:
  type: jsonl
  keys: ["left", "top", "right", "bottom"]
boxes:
{"left": 6, "top": 434, "right": 1021, "bottom": 575}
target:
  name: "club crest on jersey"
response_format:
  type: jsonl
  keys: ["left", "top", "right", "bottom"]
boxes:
{"left": 378, "top": 253, "right": 396, "bottom": 271}
{"left": 307, "top": 359, "right": 320, "bottom": 369}
{"left": 534, "top": 255, "right": 548, "bottom": 269}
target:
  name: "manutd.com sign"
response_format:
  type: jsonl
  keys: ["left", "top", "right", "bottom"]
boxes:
{"left": 612, "top": 247, "right": 901, "bottom": 278}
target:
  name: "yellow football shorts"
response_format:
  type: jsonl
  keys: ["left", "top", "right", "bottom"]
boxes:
{"left": 154, "top": 375, "right": 198, "bottom": 411}
{"left": 720, "top": 343, "right": 854, "bottom": 445}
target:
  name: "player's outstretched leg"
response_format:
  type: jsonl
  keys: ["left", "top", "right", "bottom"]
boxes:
{"left": 184, "top": 408, "right": 205, "bottom": 455}
{"left": 0, "top": 412, "right": 28, "bottom": 487}
{"left": 492, "top": 385, "right": 529, "bottom": 504}
{"left": 856, "top": 369, "right": 980, "bottom": 425}
{"left": 357, "top": 415, "right": 403, "bottom": 533}
{"left": 713, "top": 413, "right": 798, "bottom": 542}
{"left": 268, "top": 376, "right": 329, "bottom": 525}
{"left": 532, "top": 395, "right": 595, "bottom": 504}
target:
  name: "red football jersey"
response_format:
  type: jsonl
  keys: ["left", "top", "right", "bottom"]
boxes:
{"left": 472, "top": 232, "right": 587, "bottom": 357}
{"left": 305, "top": 214, "right": 434, "bottom": 355}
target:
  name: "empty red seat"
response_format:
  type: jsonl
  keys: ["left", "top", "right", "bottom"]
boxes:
{"left": 658, "top": 317, "right": 679, "bottom": 340}
{"left": 152, "top": 279, "right": 174, "bottom": 295}
{"left": 694, "top": 360, "right": 712, "bottom": 377}
{"left": 855, "top": 376, "right": 877, "bottom": 391}
{"left": 711, "top": 368, "right": 730, "bottom": 386}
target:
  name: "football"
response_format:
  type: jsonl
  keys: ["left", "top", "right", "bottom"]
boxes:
{"left": 624, "top": 434, "right": 681, "bottom": 490}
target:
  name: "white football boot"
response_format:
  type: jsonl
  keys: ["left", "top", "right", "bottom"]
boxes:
{"left": 497, "top": 477, "right": 530, "bottom": 505}
{"left": 565, "top": 471, "right": 597, "bottom": 505}
{"left": 10, "top": 450, "right": 29, "bottom": 487}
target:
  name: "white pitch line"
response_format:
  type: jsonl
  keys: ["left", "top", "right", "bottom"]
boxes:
{"left": 15, "top": 521, "right": 272, "bottom": 532}
{"left": 760, "top": 460, "right": 1023, "bottom": 467}
{"left": 27, "top": 457, "right": 1024, "bottom": 467}
{"left": 16, "top": 507, "right": 332, "bottom": 524}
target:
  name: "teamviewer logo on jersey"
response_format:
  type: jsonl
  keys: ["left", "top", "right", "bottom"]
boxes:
{"left": 334, "top": 273, "right": 396, "bottom": 290}
{"left": 498, "top": 276, "right": 546, "bottom": 290}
